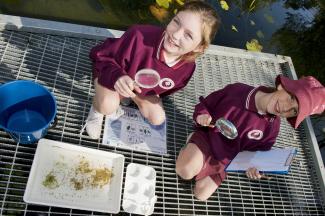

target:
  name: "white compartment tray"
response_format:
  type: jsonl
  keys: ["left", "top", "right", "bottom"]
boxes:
{"left": 122, "top": 163, "right": 157, "bottom": 215}
{"left": 24, "top": 139, "right": 125, "bottom": 213}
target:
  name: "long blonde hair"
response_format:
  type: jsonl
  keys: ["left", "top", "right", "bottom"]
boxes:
{"left": 177, "top": 1, "right": 221, "bottom": 61}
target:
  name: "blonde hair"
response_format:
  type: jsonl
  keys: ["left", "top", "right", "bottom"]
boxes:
{"left": 177, "top": 0, "right": 221, "bottom": 61}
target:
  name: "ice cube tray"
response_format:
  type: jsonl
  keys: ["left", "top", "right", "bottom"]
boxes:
{"left": 122, "top": 163, "right": 157, "bottom": 215}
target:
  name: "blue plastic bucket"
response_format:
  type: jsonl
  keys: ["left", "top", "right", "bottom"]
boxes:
{"left": 0, "top": 80, "right": 57, "bottom": 144}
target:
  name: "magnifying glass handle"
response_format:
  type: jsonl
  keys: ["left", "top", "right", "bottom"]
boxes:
{"left": 196, "top": 123, "right": 215, "bottom": 128}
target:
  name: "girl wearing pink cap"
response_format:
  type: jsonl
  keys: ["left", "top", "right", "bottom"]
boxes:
{"left": 81, "top": 1, "right": 220, "bottom": 139}
{"left": 176, "top": 75, "right": 325, "bottom": 201}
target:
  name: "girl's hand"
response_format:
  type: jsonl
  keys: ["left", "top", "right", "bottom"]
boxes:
{"left": 114, "top": 75, "right": 142, "bottom": 98}
{"left": 246, "top": 167, "right": 262, "bottom": 180}
{"left": 246, "top": 167, "right": 272, "bottom": 180}
{"left": 196, "top": 114, "right": 213, "bottom": 127}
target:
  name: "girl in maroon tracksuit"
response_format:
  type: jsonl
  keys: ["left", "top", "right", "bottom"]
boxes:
{"left": 176, "top": 75, "right": 325, "bottom": 201}
{"left": 82, "top": 1, "right": 220, "bottom": 139}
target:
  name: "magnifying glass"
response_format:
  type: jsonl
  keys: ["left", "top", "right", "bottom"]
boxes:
{"left": 214, "top": 117, "right": 238, "bottom": 140}
{"left": 199, "top": 96, "right": 238, "bottom": 140}
{"left": 134, "top": 69, "right": 161, "bottom": 89}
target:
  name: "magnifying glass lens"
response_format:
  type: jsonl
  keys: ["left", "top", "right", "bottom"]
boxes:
{"left": 215, "top": 118, "right": 238, "bottom": 140}
{"left": 135, "top": 69, "right": 160, "bottom": 89}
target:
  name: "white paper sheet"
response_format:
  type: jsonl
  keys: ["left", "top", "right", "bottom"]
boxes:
{"left": 102, "top": 106, "right": 167, "bottom": 155}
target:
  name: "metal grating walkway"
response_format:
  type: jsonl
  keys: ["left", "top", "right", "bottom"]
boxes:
{"left": 0, "top": 25, "right": 325, "bottom": 215}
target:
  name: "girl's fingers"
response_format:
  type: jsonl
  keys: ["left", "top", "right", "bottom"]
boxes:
{"left": 116, "top": 82, "right": 131, "bottom": 98}
{"left": 252, "top": 168, "right": 262, "bottom": 179}
{"left": 203, "top": 120, "right": 209, "bottom": 126}
{"left": 207, "top": 116, "right": 212, "bottom": 125}
{"left": 196, "top": 116, "right": 204, "bottom": 125}
{"left": 119, "top": 80, "right": 136, "bottom": 98}
{"left": 252, "top": 169, "right": 259, "bottom": 179}
{"left": 204, "top": 115, "right": 212, "bottom": 126}
{"left": 198, "top": 118, "right": 205, "bottom": 126}
{"left": 203, "top": 119, "right": 209, "bottom": 126}
{"left": 133, "top": 85, "right": 142, "bottom": 94}
{"left": 246, "top": 167, "right": 261, "bottom": 180}
{"left": 115, "top": 75, "right": 138, "bottom": 97}
{"left": 196, "top": 114, "right": 214, "bottom": 127}
{"left": 247, "top": 169, "right": 253, "bottom": 179}
{"left": 126, "top": 80, "right": 135, "bottom": 90}
{"left": 203, "top": 118, "right": 210, "bottom": 126}
{"left": 115, "top": 85, "right": 129, "bottom": 98}
{"left": 254, "top": 169, "right": 262, "bottom": 179}
{"left": 201, "top": 115, "right": 211, "bottom": 126}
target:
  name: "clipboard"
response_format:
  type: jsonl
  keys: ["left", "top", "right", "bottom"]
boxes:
{"left": 225, "top": 147, "right": 297, "bottom": 174}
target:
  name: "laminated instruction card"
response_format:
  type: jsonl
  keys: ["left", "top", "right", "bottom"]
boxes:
{"left": 102, "top": 106, "right": 167, "bottom": 155}
{"left": 225, "top": 147, "right": 297, "bottom": 174}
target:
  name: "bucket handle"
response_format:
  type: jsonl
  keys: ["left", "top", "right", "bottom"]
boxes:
{"left": 3, "top": 116, "right": 57, "bottom": 144}
{"left": 49, "top": 116, "right": 58, "bottom": 129}
{"left": 8, "top": 132, "right": 21, "bottom": 144}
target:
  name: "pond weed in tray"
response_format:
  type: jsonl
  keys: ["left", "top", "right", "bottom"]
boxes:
{"left": 24, "top": 139, "right": 125, "bottom": 213}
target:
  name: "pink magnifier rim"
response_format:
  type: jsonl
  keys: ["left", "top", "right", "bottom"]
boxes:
{"left": 134, "top": 69, "right": 160, "bottom": 88}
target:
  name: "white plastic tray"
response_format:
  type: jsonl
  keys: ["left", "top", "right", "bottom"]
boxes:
{"left": 122, "top": 163, "right": 157, "bottom": 215}
{"left": 24, "top": 139, "right": 125, "bottom": 213}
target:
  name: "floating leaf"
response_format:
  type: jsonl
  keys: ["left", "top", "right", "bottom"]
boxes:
{"left": 231, "top": 25, "right": 238, "bottom": 32}
{"left": 246, "top": 39, "right": 263, "bottom": 52}
{"left": 150, "top": 4, "right": 169, "bottom": 22}
{"left": 175, "top": 0, "right": 185, "bottom": 6}
{"left": 220, "top": 0, "right": 229, "bottom": 11}
{"left": 256, "top": 30, "right": 264, "bottom": 38}
{"left": 156, "top": 0, "right": 170, "bottom": 9}
{"left": 264, "top": 14, "right": 274, "bottom": 23}
{"left": 250, "top": 20, "right": 255, "bottom": 26}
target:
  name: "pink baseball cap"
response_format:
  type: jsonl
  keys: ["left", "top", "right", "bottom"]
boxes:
{"left": 275, "top": 75, "right": 325, "bottom": 129}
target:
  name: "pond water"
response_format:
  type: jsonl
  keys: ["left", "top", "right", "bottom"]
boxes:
{"left": 0, "top": 1, "right": 324, "bottom": 88}
{"left": 0, "top": 0, "right": 323, "bottom": 81}
{"left": 1, "top": 0, "right": 324, "bottom": 153}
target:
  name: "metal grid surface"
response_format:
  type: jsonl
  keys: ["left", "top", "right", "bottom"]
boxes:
{"left": 0, "top": 29, "right": 324, "bottom": 216}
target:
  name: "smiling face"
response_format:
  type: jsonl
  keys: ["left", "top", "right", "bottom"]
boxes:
{"left": 163, "top": 11, "right": 204, "bottom": 58}
{"left": 265, "top": 84, "right": 299, "bottom": 118}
